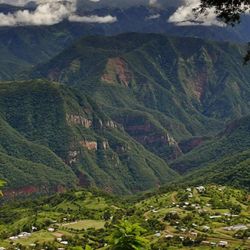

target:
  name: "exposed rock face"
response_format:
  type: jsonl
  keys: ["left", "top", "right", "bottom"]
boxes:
{"left": 48, "top": 67, "right": 61, "bottom": 81}
{"left": 80, "top": 140, "right": 98, "bottom": 151}
{"left": 105, "top": 120, "right": 117, "bottom": 129}
{"left": 115, "top": 116, "right": 182, "bottom": 160}
{"left": 68, "top": 150, "right": 79, "bottom": 165}
{"left": 66, "top": 114, "right": 92, "bottom": 128}
{"left": 3, "top": 186, "right": 39, "bottom": 198}
{"left": 101, "top": 57, "right": 133, "bottom": 87}
{"left": 189, "top": 72, "right": 208, "bottom": 100}
{"left": 102, "top": 140, "right": 109, "bottom": 150}
{"left": 3, "top": 185, "right": 65, "bottom": 198}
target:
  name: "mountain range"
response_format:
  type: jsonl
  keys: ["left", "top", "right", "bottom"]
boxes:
{"left": 0, "top": 4, "right": 250, "bottom": 195}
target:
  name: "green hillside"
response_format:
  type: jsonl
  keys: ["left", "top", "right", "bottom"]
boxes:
{"left": 0, "top": 185, "right": 249, "bottom": 249}
{"left": 180, "top": 150, "right": 250, "bottom": 190}
{"left": 0, "top": 80, "right": 178, "bottom": 194}
{"left": 171, "top": 115, "right": 250, "bottom": 173}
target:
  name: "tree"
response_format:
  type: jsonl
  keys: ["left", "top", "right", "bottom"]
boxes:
{"left": 197, "top": 0, "right": 250, "bottom": 62}
{"left": 108, "top": 221, "right": 150, "bottom": 250}
{"left": 198, "top": 0, "right": 250, "bottom": 25}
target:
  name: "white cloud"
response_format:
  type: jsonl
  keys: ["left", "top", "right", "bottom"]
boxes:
{"left": 0, "top": 0, "right": 31, "bottom": 6}
{"left": 69, "top": 14, "right": 117, "bottom": 23}
{"left": 0, "top": 0, "right": 117, "bottom": 26}
{"left": 149, "top": 0, "right": 157, "bottom": 5}
{"left": 168, "top": 0, "right": 225, "bottom": 27}
{"left": 146, "top": 14, "right": 160, "bottom": 20}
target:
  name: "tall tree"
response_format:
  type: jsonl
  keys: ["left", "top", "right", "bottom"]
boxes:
{"left": 198, "top": 0, "right": 250, "bottom": 24}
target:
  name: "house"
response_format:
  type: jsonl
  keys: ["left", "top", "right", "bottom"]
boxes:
{"left": 201, "top": 241, "right": 210, "bottom": 245}
{"left": 186, "top": 188, "right": 192, "bottom": 192}
{"left": 57, "top": 238, "right": 62, "bottom": 242}
{"left": 0, "top": 247, "right": 6, "bottom": 250}
{"left": 61, "top": 241, "right": 68, "bottom": 245}
{"left": 224, "top": 225, "right": 248, "bottom": 231}
{"left": 18, "top": 232, "right": 31, "bottom": 238}
{"left": 218, "top": 241, "right": 228, "bottom": 247}
{"left": 9, "top": 236, "right": 18, "bottom": 240}
{"left": 179, "top": 236, "right": 185, "bottom": 241}
{"left": 209, "top": 215, "right": 222, "bottom": 219}
{"left": 155, "top": 232, "right": 161, "bottom": 237}
{"left": 190, "top": 232, "right": 198, "bottom": 237}
{"left": 196, "top": 186, "right": 205, "bottom": 193}
{"left": 202, "top": 226, "right": 210, "bottom": 231}
{"left": 48, "top": 227, "right": 55, "bottom": 232}
{"left": 165, "top": 234, "right": 173, "bottom": 239}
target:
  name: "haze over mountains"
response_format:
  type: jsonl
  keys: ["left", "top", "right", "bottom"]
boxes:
{"left": 0, "top": 1, "right": 250, "bottom": 195}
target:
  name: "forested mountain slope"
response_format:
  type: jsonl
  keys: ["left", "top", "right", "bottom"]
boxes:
{"left": 0, "top": 80, "right": 178, "bottom": 195}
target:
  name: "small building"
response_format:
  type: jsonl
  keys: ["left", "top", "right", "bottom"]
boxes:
{"left": 9, "top": 236, "right": 18, "bottom": 240}
{"left": 18, "top": 232, "right": 31, "bottom": 238}
{"left": 224, "top": 225, "right": 248, "bottom": 231}
{"left": 165, "top": 234, "right": 173, "bottom": 239}
{"left": 155, "top": 232, "right": 161, "bottom": 237}
{"left": 218, "top": 241, "right": 228, "bottom": 247}
{"left": 190, "top": 232, "right": 198, "bottom": 237}
{"left": 61, "top": 241, "right": 68, "bottom": 245}
{"left": 48, "top": 228, "right": 55, "bottom": 232}
{"left": 201, "top": 241, "right": 210, "bottom": 245}
{"left": 196, "top": 186, "right": 205, "bottom": 193}
{"left": 179, "top": 236, "right": 185, "bottom": 241}
{"left": 209, "top": 215, "right": 222, "bottom": 219}
{"left": 202, "top": 226, "right": 210, "bottom": 231}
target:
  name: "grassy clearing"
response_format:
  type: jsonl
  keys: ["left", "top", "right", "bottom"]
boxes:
{"left": 61, "top": 220, "right": 105, "bottom": 230}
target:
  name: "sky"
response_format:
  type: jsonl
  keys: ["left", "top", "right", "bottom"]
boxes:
{"left": 0, "top": 0, "right": 223, "bottom": 27}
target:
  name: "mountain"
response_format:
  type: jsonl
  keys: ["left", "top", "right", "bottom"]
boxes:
{"left": 181, "top": 150, "right": 250, "bottom": 190}
{"left": 171, "top": 115, "right": 250, "bottom": 173}
{"left": 0, "top": 80, "right": 178, "bottom": 195}
{"left": 168, "top": 115, "right": 250, "bottom": 190}
{"left": 30, "top": 33, "right": 250, "bottom": 164}
{"left": 1, "top": 5, "right": 250, "bottom": 80}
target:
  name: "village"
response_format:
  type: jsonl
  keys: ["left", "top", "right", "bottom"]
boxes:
{"left": 0, "top": 185, "right": 249, "bottom": 249}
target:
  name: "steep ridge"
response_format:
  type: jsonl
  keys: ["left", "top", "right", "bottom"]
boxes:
{"left": 0, "top": 80, "right": 178, "bottom": 195}
{"left": 31, "top": 33, "right": 250, "bottom": 162}
{"left": 171, "top": 115, "right": 250, "bottom": 174}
